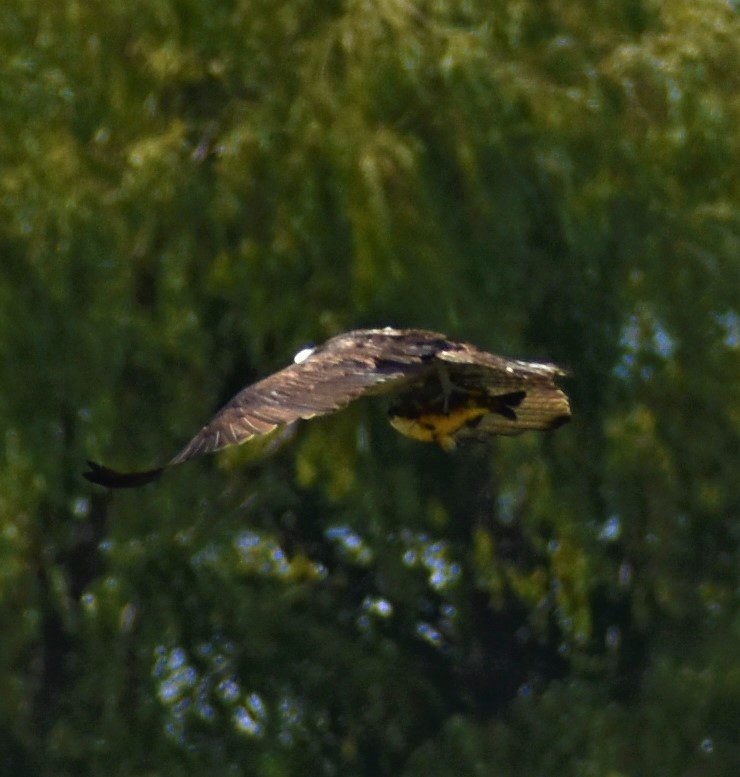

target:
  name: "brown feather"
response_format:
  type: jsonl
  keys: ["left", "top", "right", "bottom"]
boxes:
{"left": 83, "top": 328, "right": 570, "bottom": 488}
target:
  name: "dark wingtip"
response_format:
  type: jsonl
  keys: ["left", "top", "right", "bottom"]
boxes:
{"left": 83, "top": 460, "right": 166, "bottom": 489}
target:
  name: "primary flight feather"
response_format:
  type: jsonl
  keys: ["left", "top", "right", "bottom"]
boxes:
{"left": 84, "top": 327, "right": 571, "bottom": 488}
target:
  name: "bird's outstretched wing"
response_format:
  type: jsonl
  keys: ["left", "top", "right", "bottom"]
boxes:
{"left": 438, "top": 348, "right": 571, "bottom": 437}
{"left": 83, "top": 329, "right": 453, "bottom": 487}
{"left": 83, "top": 328, "right": 571, "bottom": 488}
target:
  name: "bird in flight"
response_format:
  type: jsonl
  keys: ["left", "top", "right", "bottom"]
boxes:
{"left": 84, "top": 327, "right": 571, "bottom": 488}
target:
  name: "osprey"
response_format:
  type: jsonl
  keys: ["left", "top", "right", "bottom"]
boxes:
{"left": 84, "top": 328, "right": 570, "bottom": 488}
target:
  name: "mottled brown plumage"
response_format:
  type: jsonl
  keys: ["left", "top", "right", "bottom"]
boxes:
{"left": 84, "top": 328, "right": 570, "bottom": 488}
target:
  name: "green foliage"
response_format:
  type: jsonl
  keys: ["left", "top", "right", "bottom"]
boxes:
{"left": 1, "top": 0, "right": 738, "bottom": 774}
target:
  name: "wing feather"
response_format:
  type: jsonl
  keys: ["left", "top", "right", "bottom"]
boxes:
{"left": 83, "top": 327, "right": 571, "bottom": 488}
{"left": 440, "top": 351, "right": 570, "bottom": 440}
{"left": 388, "top": 343, "right": 570, "bottom": 445}
{"left": 84, "top": 328, "right": 441, "bottom": 487}
{"left": 169, "top": 352, "right": 430, "bottom": 465}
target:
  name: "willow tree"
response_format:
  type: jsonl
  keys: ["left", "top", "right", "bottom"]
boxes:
{"left": 1, "top": 0, "right": 738, "bottom": 774}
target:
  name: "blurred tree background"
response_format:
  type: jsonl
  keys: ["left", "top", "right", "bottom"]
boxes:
{"left": 1, "top": 0, "right": 738, "bottom": 774}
